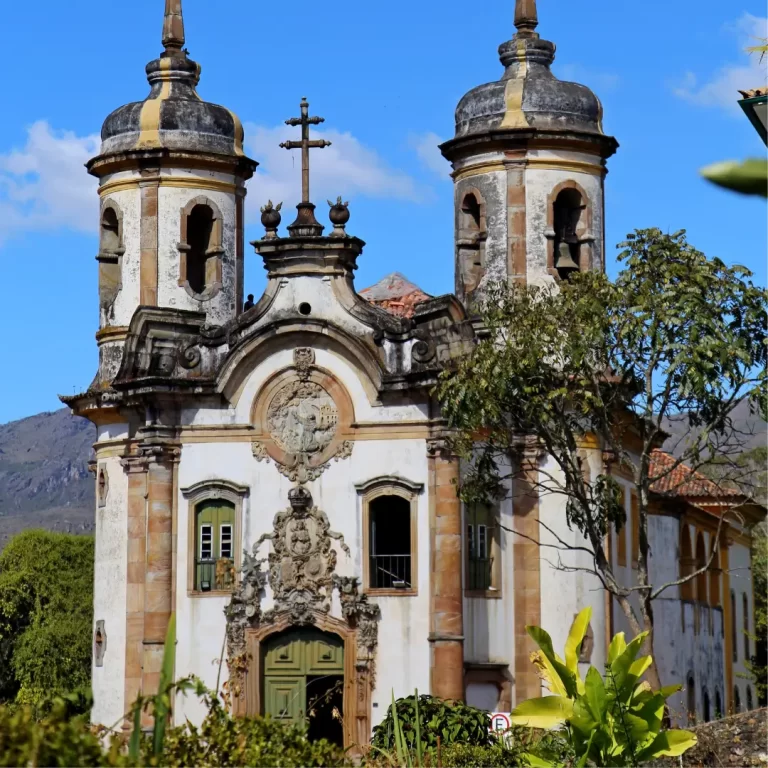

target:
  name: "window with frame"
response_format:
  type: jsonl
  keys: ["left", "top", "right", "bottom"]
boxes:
{"left": 195, "top": 500, "right": 235, "bottom": 592}
{"left": 731, "top": 590, "right": 738, "bottom": 661}
{"left": 368, "top": 495, "right": 412, "bottom": 590}
{"left": 178, "top": 197, "right": 224, "bottom": 298}
{"left": 358, "top": 477, "right": 422, "bottom": 595}
{"left": 466, "top": 504, "right": 500, "bottom": 594}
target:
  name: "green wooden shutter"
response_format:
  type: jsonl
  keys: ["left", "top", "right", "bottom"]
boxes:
{"left": 195, "top": 500, "right": 235, "bottom": 591}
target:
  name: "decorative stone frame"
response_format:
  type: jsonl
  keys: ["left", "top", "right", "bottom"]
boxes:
{"left": 464, "top": 663, "right": 512, "bottom": 711}
{"left": 463, "top": 502, "right": 502, "bottom": 599}
{"left": 250, "top": 364, "right": 356, "bottom": 474}
{"left": 237, "top": 612, "right": 372, "bottom": 751}
{"left": 181, "top": 479, "right": 248, "bottom": 597}
{"left": 544, "top": 180, "right": 594, "bottom": 278}
{"left": 178, "top": 195, "right": 225, "bottom": 301}
{"left": 97, "top": 200, "right": 125, "bottom": 314}
{"left": 356, "top": 475, "right": 423, "bottom": 597}
{"left": 456, "top": 186, "right": 488, "bottom": 299}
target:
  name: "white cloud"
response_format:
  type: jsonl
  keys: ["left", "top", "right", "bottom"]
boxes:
{"left": 0, "top": 121, "right": 100, "bottom": 243}
{"left": 673, "top": 12, "right": 767, "bottom": 113}
{"left": 0, "top": 119, "right": 429, "bottom": 245}
{"left": 243, "top": 123, "right": 425, "bottom": 218}
{"left": 408, "top": 132, "right": 451, "bottom": 179}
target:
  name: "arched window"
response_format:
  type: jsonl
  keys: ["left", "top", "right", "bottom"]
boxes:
{"left": 457, "top": 190, "right": 487, "bottom": 299}
{"left": 686, "top": 674, "right": 696, "bottom": 725}
{"left": 731, "top": 590, "right": 738, "bottom": 661}
{"left": 743, "top": 593, "right": 750, "bottom": 661}
{"left": 733, "top": 684, "right": 741, "bottom": 713}
{"left": 715, "top": 689, "right": 722, "bottom": 719}
{"left": 179, "top": 197, "right": 224, "bottom": 298}
{"left": 358, "top": 476, "right": 422, "bottom": 595}
{"left": 747, "top": 686, "right": 753, "bottom": 710}
{"left": 553, "top": 188, "right": 584, "bottom": 280}
{"left": 680, "top": 525, "right": 694, "bottom": 601}
{"left": 702, "top": 689, "right": 711, "bottom": 722}
{"left": 97, "top": 203, "right": 124, "bottom": 316}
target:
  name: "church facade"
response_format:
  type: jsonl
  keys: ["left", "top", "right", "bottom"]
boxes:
{"left": 63, "top": 0, "right": 762, "bottom": 746}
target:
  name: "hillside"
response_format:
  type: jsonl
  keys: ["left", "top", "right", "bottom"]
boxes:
{"left": 0, "top": 408, "right": 95, "bottom": 549}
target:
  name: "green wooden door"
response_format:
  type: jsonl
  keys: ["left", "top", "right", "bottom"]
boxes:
{"left": 262, "top": 630, "right": 343, "bottom": 725}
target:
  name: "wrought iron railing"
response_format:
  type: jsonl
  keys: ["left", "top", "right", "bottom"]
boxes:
{"left": 468, "top": 556, "right": 494, "bottom": 591}
{"left": 369, "top": 554, "right": 411, "bottom": 589}
{"left": 195, "top": 558, "right": 235, "bottom": 591}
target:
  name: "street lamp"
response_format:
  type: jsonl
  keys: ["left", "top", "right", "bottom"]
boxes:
{"left": 738, "top": 87, "right": 768, "bottom": 145}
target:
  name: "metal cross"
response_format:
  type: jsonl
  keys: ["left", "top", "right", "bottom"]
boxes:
{"left": 280, "top": 98, "right": 331, "bottom": 204}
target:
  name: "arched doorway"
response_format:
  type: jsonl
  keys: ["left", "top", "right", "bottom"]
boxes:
{"left": 262, "top": 627, "right": 344, "bottom": 746}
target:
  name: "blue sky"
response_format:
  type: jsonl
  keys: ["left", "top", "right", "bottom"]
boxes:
{"left": 0, "top": 0, "right": 766, "bottom": 424}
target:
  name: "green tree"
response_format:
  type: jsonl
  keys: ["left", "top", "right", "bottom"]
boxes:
{"left": 437, "top": 229, "right": 767, "bottom": 690}
{"left": 747, "top": 523, "right": 767, "bottom": 705}
{"left": 0, "top": 530, "right": 94, "bottom": 709}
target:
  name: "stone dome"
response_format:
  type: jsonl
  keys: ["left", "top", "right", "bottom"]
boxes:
{"left": 98, "top": 2, "right": 245, "bottom": 158}
{"left": 453, "top": 12, "right": 605, "bottom": 139}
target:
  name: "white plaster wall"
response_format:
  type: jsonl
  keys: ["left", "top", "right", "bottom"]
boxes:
{"left": 538, "top": 451, "right": 607, "bottom": 679}
{"left": 173, "top": 426, "right": 432, "bottom": 727}
{"left": 91, "top": 454, "right": 128, "bottom": 727}
{"left": 233, "top": 346, "right": 427, "bottom": 426}
{"left": 156, "top": 179, "right": 238, "bottom": 324}
{"left": 524, "top": 164, "right": 604, "bottom": 283}
{"left": 729, "top": 541, "right": 755, "bottom": 710}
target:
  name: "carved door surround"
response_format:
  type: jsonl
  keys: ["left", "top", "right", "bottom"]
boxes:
{"left": 225, "top": 485, "right": 380, "bottom": 751}
{"left": 241, "top": 612, "right": 372, "bottom": 750}
{"left": 250, "top": 348, "right": 356, "bottom": 483}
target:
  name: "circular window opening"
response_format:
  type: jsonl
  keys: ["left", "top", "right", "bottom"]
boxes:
{"left": 298, "top": 302, "right": 312, "bottom": 316}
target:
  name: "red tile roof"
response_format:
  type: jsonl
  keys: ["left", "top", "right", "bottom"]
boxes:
{"left": 649, "top": 449, "right": 741, "bottom": 499}
{"left": 360, "top": 272, "right": 431, "bottom": 318}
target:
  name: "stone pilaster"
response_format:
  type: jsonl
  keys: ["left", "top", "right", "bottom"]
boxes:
{"left": 427, "top": 437, "right": 464, "bottom": 701}
{"left": 121, "top": 432, "right": 180, "bottom": 723}
{"left": 512, "top": 438, "right": 543, "bottom": 702}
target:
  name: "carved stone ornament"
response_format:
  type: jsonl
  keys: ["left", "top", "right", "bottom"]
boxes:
{"left": 253, "top": 348, "right": 354, "bottom": 483}
{"left": 225, "top": 486, "right": 381, "bottom": 691}
{"left": 267, "top": 381, "right": 338, "bottom": 455}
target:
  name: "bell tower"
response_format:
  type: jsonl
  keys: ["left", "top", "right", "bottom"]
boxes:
{"left": 87, "top": 0, "right": 257, "bottom": 386}
{"left": 440, "top": 0, "right": 618, "bottom": 308}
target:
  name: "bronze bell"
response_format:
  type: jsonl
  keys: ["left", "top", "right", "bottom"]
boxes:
{"left": 555, "top": 241, "right": 579, "bottom": 273}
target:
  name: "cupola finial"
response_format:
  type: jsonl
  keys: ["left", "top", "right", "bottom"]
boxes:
{"left": 162, "top": 0, "right": 186, "bottom": 54}
{"left": 514, "top": 0, "right": 539, "bottom": 38}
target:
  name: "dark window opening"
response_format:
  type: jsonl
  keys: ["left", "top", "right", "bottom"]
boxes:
{"left": 458, "top": 192, "right": 486, "bottom": 296}
{"left": 747, "top": 686, "right": 753, "bottom": 710}
{"left": 731, "top": 590, "right": 738, "bottom": 661}
{"left": 100, "top": 208, "right": 120, "bottom": 253}
{"left": 734, "top": 685, "right": 741, "bottom": 713}
{"left": 702, "top": 690, "right": 710, "bottom": 722}
{"left": 715, "top": 690, "right": 722, "bottom": 719}
{"left": 743, "top": 593, "right": 750, "bottom": 661}
{"left": 369, "top": 495, "right": 411, "bottom": 589}
{"left": 686, "top": 675, "right": 696, "bottom": 725}
{"left": 553, "top": 188, "right": 583, "bottom": 280}
{"left": 187, "top": 204, "right": 215, "bottom": 294}
{"left": 306, "top": 675, "right": 344, "bottom": 746}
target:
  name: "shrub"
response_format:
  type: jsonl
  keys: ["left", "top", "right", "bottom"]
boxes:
{"left": 0, "top": 530, "right": 94, "bottom": 709}
{"left": 370, "top": 693, "right": 492, "bottom": 755}
{"left": 510, "top": 607, "right": 697, "bottom": 767}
